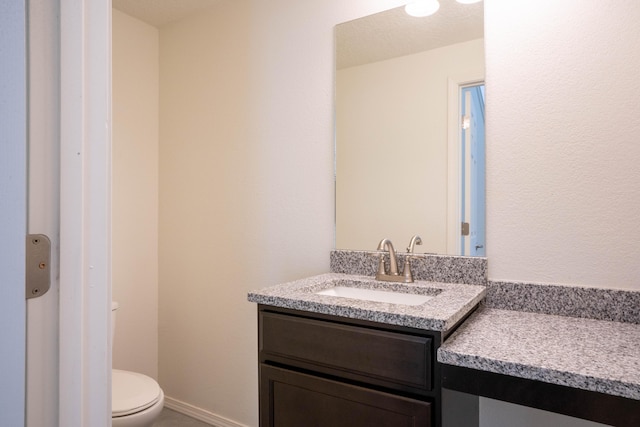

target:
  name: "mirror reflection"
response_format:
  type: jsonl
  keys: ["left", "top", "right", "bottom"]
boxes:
{"left": 335, "top": 2, "right": 485, "bottom": 256}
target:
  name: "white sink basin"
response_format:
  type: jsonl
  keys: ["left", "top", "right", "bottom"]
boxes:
{"left": 316, "top": 286, "right": 434, "bottom": 306}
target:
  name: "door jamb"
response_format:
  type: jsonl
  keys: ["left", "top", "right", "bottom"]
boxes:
{"left": 59, "top": 1, "right": 112, "bottom": 425}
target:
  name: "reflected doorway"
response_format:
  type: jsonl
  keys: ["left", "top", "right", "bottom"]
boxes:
{"left": 460, "top": 83, "right": 486, "bottom": 256}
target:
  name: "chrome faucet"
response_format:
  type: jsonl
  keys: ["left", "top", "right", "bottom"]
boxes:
{"left": 376, "top": 236, "right": 422, "bottom": 283}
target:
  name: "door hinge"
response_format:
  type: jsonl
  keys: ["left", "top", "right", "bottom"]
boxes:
{"left": 461, "top": 222, "right": 470, "bottom": 236}
{"left": 26, "top": 234, "right": 51, "bottom": 299}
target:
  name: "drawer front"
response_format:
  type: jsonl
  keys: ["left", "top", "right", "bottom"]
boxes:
{"left": 260, "top": 364, "right": 432, "bottom": 427}
{"left": 260, "top": 311, "right": 432, "bottom": 393}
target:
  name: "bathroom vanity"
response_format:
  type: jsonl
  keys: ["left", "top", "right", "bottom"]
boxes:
{"left": 248, "top": 270, "right": 486, "bottom": 427}
{"left": 249, "top": 250, "right": 640, "bottom": 426}
{"left": 258, "top": 306, "right": 436, "bottom": 427}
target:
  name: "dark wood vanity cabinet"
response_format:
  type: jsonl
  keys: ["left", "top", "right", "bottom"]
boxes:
{"left": 258, "top": 305, "right": 444, "bottom": 427}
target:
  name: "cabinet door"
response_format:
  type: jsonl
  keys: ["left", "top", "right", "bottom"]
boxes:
{"left": 260, "top": 364, "right": 431, "bottom": 427}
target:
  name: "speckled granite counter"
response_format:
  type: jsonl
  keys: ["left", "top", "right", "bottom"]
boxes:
{"left": 438, "top": 307, "right": 640, "bottom": 400}
{"left": 248, "top": 273, "right": 486, "bottom": 332}
{"left": 330, "top": 249, "right": 487, "bottom": 286}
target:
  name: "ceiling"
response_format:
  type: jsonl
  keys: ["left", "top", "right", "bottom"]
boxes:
{"left": 112, "top": 1, "right": 483, "bottom": 68}
{"left": 112, "top": 0, "right": 222, "bottom": 27}
{"left": 336, "top": 2, "right": 484, "bottom": 69}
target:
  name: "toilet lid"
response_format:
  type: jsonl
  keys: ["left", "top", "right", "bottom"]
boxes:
{"left": 112, "top": 369, "right": 161, "bottom": 417}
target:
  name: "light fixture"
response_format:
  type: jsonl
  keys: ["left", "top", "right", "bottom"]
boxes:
{"left": 405, "top": 0, "right": 440, "bottom": 17}
{"left": 456, "top": 0, "right": 482, "bottom": 4}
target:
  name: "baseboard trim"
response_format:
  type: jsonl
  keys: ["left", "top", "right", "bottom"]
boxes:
{"left": 163, "top": 396, "right": 248, "bottom": 427}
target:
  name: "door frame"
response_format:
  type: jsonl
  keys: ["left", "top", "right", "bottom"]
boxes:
{"left": 447, "top": 74, "right": 485, "bottom": 256}
{"left": 5, "top": 1, "right": 114, "bottom": 425}
{"left": 59, "top": 0, "right": 112, "bottom": 425}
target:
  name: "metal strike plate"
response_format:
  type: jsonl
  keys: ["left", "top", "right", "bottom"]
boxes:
{"left": 461, "top": 222, "right": 470, "bottom": 236}
{"left": 26, "top": 234, "right": 51, "bottom": 299}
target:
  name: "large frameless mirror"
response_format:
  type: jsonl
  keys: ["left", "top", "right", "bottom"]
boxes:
{"left": 335, "top": 1, "right": 486, "bottom": 256}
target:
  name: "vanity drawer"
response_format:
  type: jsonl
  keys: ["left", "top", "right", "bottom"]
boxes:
{"left": 260, "top": 364, "right": 432, "bottom": 427}
{"left": 259, "top": 311, "right": 433, "bottom": 395}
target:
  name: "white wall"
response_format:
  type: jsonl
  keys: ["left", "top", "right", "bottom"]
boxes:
{"left": 115, "top": 0, "right": 640, "bottom": 425}
{"left": 157, "top": 2, "right": 258, "bottom": 423}
{"left": 247, "top": 0, "right": 640, "bottom": 425}
{"left": 336, "top": 39, "right": 484, "bottom": 253}
{"left": 112, "top": 9, "right": 159, "bottom": 379}
{"left": 480, "top": 399, "right": 608, "bottom": 427}
{"left": 485, "top": 0, "right": 640, "bottom": 290}
{"left": 157, "top": 1, "right": 406, "bottom": 425}
{"left": 481, "top": 0, "right": 640, "bottom": 425}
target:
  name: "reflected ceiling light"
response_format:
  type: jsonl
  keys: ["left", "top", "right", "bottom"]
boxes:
{"left": 405, "top": 0, "right": 440, "bottom": 17}
{"left": 456, "top": 0, "right": 482, "bottom": 4}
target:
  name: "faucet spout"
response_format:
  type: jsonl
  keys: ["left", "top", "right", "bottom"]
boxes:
{"left": 376, "top": 238, "right": 399, "bottom": 276}
{"left": 407, "top": 235, "right": 422, "bottom": 253}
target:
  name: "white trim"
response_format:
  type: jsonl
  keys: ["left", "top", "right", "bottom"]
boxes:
{"left": 164, "top": 396, "right": 249, "bottom": 427}
{"left": 447, "top": 74, "right": 485, "bottom": 255}
{"left": 59, "top": 1, "right": 112, "bottom": 426}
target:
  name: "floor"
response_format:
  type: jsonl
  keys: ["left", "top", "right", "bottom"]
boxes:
{"left": 153, "top": 408, "right": 212, "bottom": 426}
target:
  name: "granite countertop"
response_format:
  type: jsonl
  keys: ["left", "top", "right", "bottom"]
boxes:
{"left": 437, "top": 307, "right": 640, "bottom": 400}
{"left": 247, "top": 273, "right": 486, "bottom": 332}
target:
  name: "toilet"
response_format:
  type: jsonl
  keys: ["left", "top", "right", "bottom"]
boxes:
{"left": 112, "top": 302, "right": 165, "bottom": 427}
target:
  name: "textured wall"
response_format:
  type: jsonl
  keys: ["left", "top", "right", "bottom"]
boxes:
{"left": 481, "top": 0, "right": 640, "bottom": 425}
{"left": 112, "top": 9, "right": 159, "bottom": 380}
{"left": 485, "top": 0, "right": 640, "bottom": 290}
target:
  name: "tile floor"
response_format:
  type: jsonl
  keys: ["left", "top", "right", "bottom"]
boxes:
{"left": 153, "top": 408, "right": 212, "bottom": 426}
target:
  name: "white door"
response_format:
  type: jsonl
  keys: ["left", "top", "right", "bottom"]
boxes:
{"left": 0, "top": 1, "right": 28, "bottom": 425}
